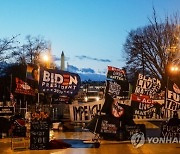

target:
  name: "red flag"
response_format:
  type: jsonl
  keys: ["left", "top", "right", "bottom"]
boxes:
{"left": 15, "top": 78, "right": 35, "bottom": 96}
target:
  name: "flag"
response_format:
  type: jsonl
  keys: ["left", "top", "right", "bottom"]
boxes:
{"left": 101, "top": 94, "right": 134, "bottom": 123}
{"left": 134, "top": 73, "right": 161, "bottom": 98}
{"left": 26, "top": 64, "right": 39, "bottom": 81}
{"left": 105, "top": 80, "right": 129, "bottom": 99}
{"left": 15, "top": 78, "right": 35, "bottom": 96}
{"left": 164, "top": 80, "right": 180, "bottom": 118}
{"left": 107, "top": 66, "right": 127, "bottom": 81}
{"left": 130, "top": 93, "right": 164, "bottom": 119}
{"left": 39, "top": 68, "right": 81, "bottom": 97}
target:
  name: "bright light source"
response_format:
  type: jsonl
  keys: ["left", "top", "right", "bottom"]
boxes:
{"left": 43, "top": 55, "right": 49, "bottom": 62}
{"left": 96, "top": 97, "right": 100, "bottom": 101}
{"left": 171, "top": 67, "right": 175, "bottom": 71}
{"left": 84, "top": 96, "right": 88, "bottom": 102}
{"left": 170, "top": 66, "right": 179, "bottom": 72}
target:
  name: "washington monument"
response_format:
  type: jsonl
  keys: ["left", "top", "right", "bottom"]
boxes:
{"left": 61, "top": 51, "right": 65, "bottom": 70}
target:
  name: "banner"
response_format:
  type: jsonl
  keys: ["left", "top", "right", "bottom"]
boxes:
{"left": 107, "top": 66, "right": 126, "bottom": 81}
{"left": 131, "top": 93, "right": 164, "bottom": 119}
{"left": 15, "top": 78, "right": 35, "bottom": 96}
{"left": 39, "top": 68, "right": 81, "bottom": 96}
{"left": 134, "top": 73, "right": 161, "bottom": 98}
{"left": 106, "top": 80, "right": 129, "bottom": 99}
{"left": 69, "top": 100, "right": 104, "bottom": 122}
{"left": 165, "top": 80, "right": 180, "bottom": 118}
{"left": 0, "top": 106, "right": 14, "bottom": 116}
{"left": 86, "top": 115, "right": 120, "bottom": 140}
{"left": 26, "top": 64, "right": 39, "bottom": 81}
{"left": 101, "top": 94, "right": 135, "bottom": 126}
{"left": 86, "top": 115, "right": 146, "bottom": 141}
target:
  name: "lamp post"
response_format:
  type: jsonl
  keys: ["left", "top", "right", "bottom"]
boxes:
{"left": 36, "top": 53, "right": 50, "bottom": 111}
{"left": 42, "top": 54, "right": 50, "bottom": 68}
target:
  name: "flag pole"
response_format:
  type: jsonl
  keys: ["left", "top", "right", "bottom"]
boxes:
{"left": 37, "top": 65, "right": 40, "bottom": 111}
{"left": 9, "top": 74, "right": 13, "bottom": 105}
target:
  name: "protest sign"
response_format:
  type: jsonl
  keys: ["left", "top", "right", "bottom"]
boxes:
{"left": 30, "top": 112, "right": 50, "bottom": 150}
{"left": 39, "top": 68, "right": 81, "bottom": 97}
{"left": 69, "top": 100, "right": 104, "bottom": 122}
{"left": 15, "top": 78, "right": 35, "bottom": 96}
{"left": 131, "top": 94, "right": 164, "bottom": 119}
{"left": 165, "top": 80, "right": 180, "bottom": 118}
{"left": 134, "top": 74, "right": 161, "bottom": 98}
{"left": 107, "top": 66, "right": 126, "bottom": 81}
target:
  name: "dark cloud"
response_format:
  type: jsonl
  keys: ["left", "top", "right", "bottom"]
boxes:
{"left": 53, "top": 55, "right": 61, "bottom": 61}
{"left": 67, "top": 64, "right": 96, "bottom": 74}
{"left": 76, "top": 55, "right": 111, "bottom": 62}
{"left": 66, "top": 64, "right": 106, "bottom": 81}
{"left": 53, "top": 55, "right": 70, "bottom": 61}
{"left": 67, "top": 64, "right": 79, "bottom": 72}
{"left": 80, "top": 68, "right": 95, "bottom": 73}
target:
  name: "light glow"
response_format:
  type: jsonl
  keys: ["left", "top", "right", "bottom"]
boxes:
{"left": 43, "top": 55, "right": 49, "bottom": 62}
{"left": 170, "top": 66, "right": 179, "bottom": 72}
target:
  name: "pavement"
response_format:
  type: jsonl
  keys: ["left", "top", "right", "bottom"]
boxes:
{"left": 0, "top": 121, "right": 180, "bottom": 154}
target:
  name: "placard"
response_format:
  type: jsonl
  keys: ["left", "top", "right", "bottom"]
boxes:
{"left": 107, "top": 66, "right": 126, "bottom": 81}
{"left": 125, "top": 124, "right": 146, "bottom": 140}
{"left": 86, "top": 115, "right": 121, "bottom": 140}
{"left": 165, "top": 80, "right": 180, "bottom": 118}
{"left": 0, "top": 106, "right": 14, "bottom": 116}
{"left": 134, "top": 74, "right": 161, "bottom": 98}
{"left": 12, "top": 119, "right": 26, "bottom": 137}
{"left": 131, "top": 94, "right": 164, "bottom": 119}
{"left": 160, "top": 122, "right": 180, "bottom": 139}
{"left": 30, "top": 120, "right": 49, "bottom": 150}
{"left": 30, "top": 112, "right": 50, "bottom": 150}
{"left": 105, "top": 80, "right": 129, "bottom": 99}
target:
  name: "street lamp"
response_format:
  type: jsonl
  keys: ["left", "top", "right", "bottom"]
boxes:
{"left": 43, "top": 55, "right": 49, "bottom": 62}
{"left": 170, "top": 66, "right": 179, "bottom": 72}
{"left": 42, "top": 54, "right": 50, "bottom": 68}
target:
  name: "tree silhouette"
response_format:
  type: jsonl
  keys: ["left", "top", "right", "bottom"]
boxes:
{"left": 124, "top": 10, "right": 180, "bottom": 88}
{"left": 0, "top": 35, "right": 19, "bottom": 62}
{"left": 13, "top": 35, "right": 50, "bottom": 65}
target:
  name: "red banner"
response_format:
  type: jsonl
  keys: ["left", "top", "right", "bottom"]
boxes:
{"left": 15, "top": 78, "right": 35, "bottom": 96}
{"left": 131, "top": 93, "right": 152, "bottom": 104}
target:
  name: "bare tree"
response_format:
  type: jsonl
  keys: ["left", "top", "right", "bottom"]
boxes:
{"left": 0, "top": 35, "right": 19, "bottom": 62}
{"left": 15, "top": 35, "right": 49, "bottom": 65}
{"left": 123, "top": 10, "right": 180, "bottom": 87}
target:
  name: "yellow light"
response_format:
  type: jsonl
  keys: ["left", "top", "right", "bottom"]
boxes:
{"left": 170, "top": 66, "right": 179, "bottom": 72}
{"left": 171, "top": 67, "right": 175, "bottom": 71}
{"left": 43, "top": 55, "right": 49, "bottom": 62}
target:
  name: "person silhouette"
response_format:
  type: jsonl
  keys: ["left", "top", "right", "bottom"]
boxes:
{"left": 167, "top": 111, "right": 180, "bottom": 126}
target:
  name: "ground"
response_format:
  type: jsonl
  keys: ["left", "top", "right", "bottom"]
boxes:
{"left": 0, "top": 121, "right": 180, "bottom": 154}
